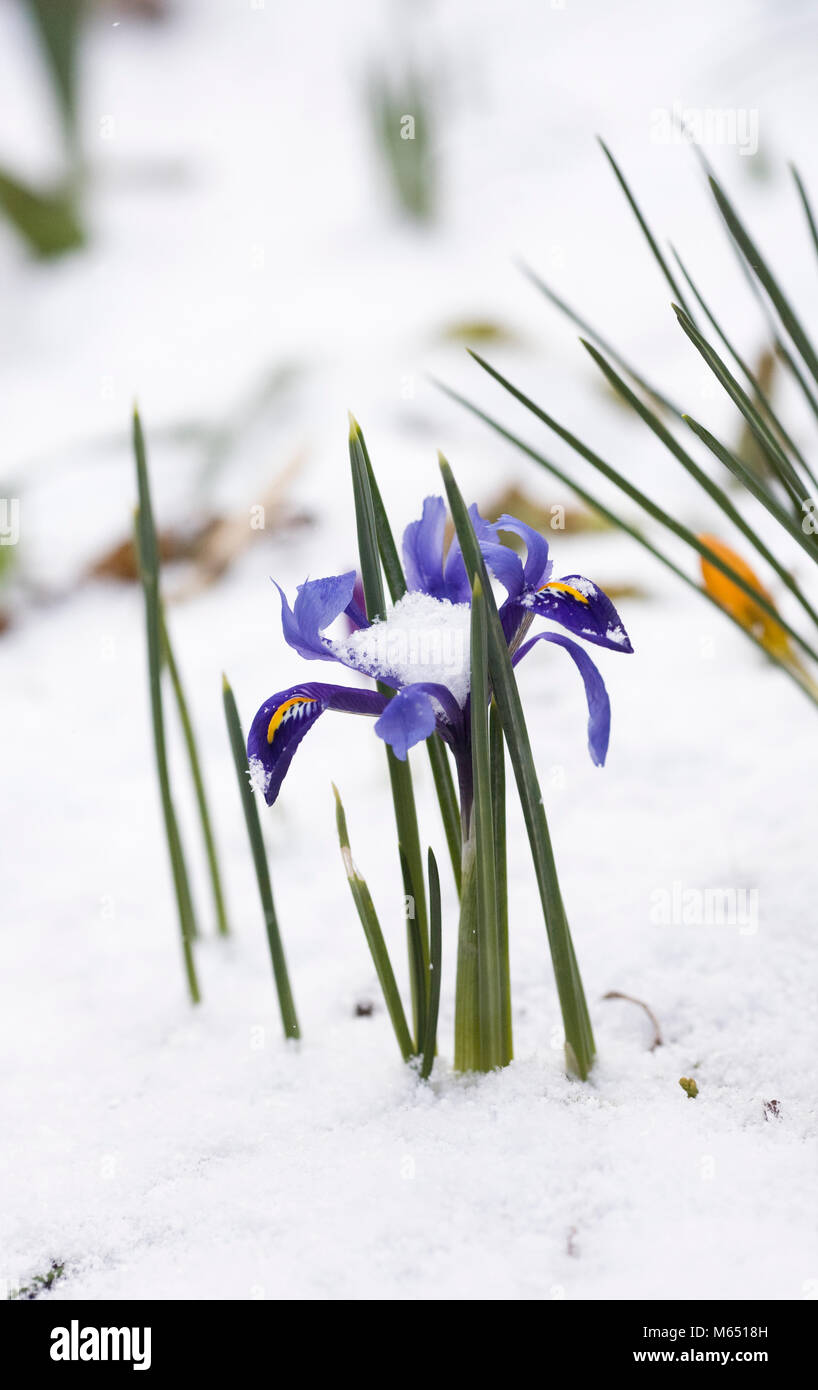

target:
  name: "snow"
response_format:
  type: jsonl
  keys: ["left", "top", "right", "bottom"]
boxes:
{"left": 2, "top": 0, "right": 818, "bottom": 1302}
{"left": 337, "top": 591, "right": 472, "bottom": 706}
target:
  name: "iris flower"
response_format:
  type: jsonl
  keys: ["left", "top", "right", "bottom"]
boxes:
{"left": 247, "top": 497, "right": 633, "bottom": 808}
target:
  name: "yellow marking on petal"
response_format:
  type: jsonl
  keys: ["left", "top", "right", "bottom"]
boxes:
{"left": 539, "top": 579, "right": 589, "bottom": 604}
{"left": 267, "top": 696, "right": 316, "bottom": 744}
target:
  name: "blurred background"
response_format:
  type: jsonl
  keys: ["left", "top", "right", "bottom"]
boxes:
{"left": 2, "top": 0, "right": 818, "bottom": 600}
{"left": 3, "top": 0, "right": 818, "bottom": 1303}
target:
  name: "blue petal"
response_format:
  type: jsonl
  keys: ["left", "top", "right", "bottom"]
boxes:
{"left": 513, "top": 632, "right": 611, "bottom": 766}
{"left": 247, "top": 681, "right": 387, "bottom": 805}
{"left": 344, "top": 573, "right": 369, "bottom": 631}
{"left": 531, "top": 575, "right": 634, "bottom": 652}
{"left": 495, "top": 513, "right": 552, "bottom": 589}
{"left": 276, "top": 571, "right": 358, "bottom": 661}
{"left": 403, "top": 496, "right": 447, "bottom": 598}
{"left": 444, "top": 504, "right": 525, "bottom": 601}
{"left": 374, "top": 685, "right": 439, "bottom": 760}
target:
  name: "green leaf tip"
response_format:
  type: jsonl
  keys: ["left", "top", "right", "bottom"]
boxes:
{"left": 221, "top": 673, "right": 231, "bottom": 694}
{"left": 679, "top": 1076, "right": 699, "bottom": 1099}
{"left": 348, "top": 411, "right": 362, "bottom": 442}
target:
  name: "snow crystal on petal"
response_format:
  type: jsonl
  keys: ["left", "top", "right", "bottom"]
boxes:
{"left": 248, "top": 756, "right": 271, "bottom": 797}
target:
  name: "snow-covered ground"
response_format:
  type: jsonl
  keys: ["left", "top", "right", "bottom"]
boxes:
{"left": 1, "top": 0, "right": 817, "bottom": 1300}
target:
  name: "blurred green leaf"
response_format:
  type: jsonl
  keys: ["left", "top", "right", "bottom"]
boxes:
{"left": 368, "top": 70, "right": 435, "bottom": 221}
{"left": 22, "top": 0, "right": 84, "bottom": 145}
{"left": 0, "top": 169, "right": 83, "bottom": 257}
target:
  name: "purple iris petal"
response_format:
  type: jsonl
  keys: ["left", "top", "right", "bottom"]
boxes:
{"left": 444, "top": 503, "right": 525, "bottom": 601}
{"left": 276, "top": 571, "right": 358, "bottom": 662}
{"left": 344, "top": 573, "right": 369, "bottom": 632}
{"left": 513, "top": 631, "right": 611, "bottom": 766}
{"left": 531, "top": 575, "right": 634, "bottom": 653}
{"left": 374, "top": 681, "right": 463, "bottom": 760}
{"left": 476, "top": 538, "right": 526, "bottom": 599}
{"left": 247, "top": 680, "right": 387, "bottom": 805}
{"left": 495, "top": 514, "right": 552, "bottom": 589}
{"left": 403, "top": 496, "right": 448, "bottom": 599}
{"left": 375, "top": 687, "right": 437, "bottom": 760}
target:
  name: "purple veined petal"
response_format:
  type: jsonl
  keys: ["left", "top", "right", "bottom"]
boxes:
{"left": 531, "top": 575, "right": 634, "bottom": 653}
{"left": 344, "top": 573, "right": 369, "bottom": 632}
{"left": 495, "top": 513, "right": 553, "bottom": 589}
{"left": 247, "top": 681, "right": 387, "bottom": 805}
{"left": 513, "top": 631, "right": 611, "bottom": 766}
{"left": 275, "top": 571, "right": 358, "bottom": 661}
{"left": 444, "top": 503, "right": 526, "bottom": 602}
{"left": 478, "top": 539, "right": 526, "bottom": 599}
{"left": 373, "top": 681, "right": 463, "bottom": 760}
{"left": 403, "top": 496, "right": 448, "bottom": 598}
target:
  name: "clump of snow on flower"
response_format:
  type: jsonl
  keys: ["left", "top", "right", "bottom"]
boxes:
{"left": 571, "top": 577, "right": 597, "bottom": 597}
{"left": 248, "top": 756, "right": 271, "bottom": 797}
{"left": 334, "top": 591, "right": 472, "bottom": 705}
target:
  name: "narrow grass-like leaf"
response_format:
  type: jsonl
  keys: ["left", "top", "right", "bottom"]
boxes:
{"left": 669, "top": 245, "right": 816, "bottom": 488}
{"left": 161, "top": 608, "right": 230, "bottom": 937}
{"left": 441, "top": 453, "right": 595, "bottom": 1078}
{"left": 356, "top": 424, "right": 407, "bottom": 602}
{"left": 708, "top": 174, "right": 818, "bottom": 390}
{"left": 23, "top": 0, "right": 83, "bottom": 149}
{"left": 368, "top": 70, "right": 435, "bottom": 221}
{"left": 420, "top": 849, "right": 442, "bottom": 1081}
{"left": 470, "top": 577, "right": 503, "bottom": 1070}
{"left": 465, "top": 350, "right": 818, "bottom": 667}
{"left": 222, "top": 675, "right": 299, "bottom": 1039}
{"left": 426, "top": 734, "right": 462, "bottom": 892}
{"left": 349, "top": 414, "right": 387, "bottom": 618}
{"left": 581, "top": 339, "right": 818, "bottom": 630}
{"left": 672, "top": 304, "right": 808, "bottom": 503}
{"left": 791, "top": 164, "right": 818, "bottom": 262}
{"left": 490, "top": 702, "right": 512, "bottom": 1064}
{"left": 454, "top": 834, "right": 480, "bottom": 1071}
{"left": 682, "top": 415, "right": 818, "bottom": 575}
{"left": 348, "top": 415, "right": 430, "bottom": 1032}
{"left": 133, "top": 411, "right": 200, "bottom": 1002}
{"left": 399, "top": 848, "right": 426, "bottom": 1054}
{"left": 687, "top": 142, "right": 818, "bottom": 424}
{"left": 0, "top": 170, "right": 83, "bottom": 258}
{"left": 356, "top": 422, "right": 463, "bottom": 891}
{"left": 434, "top": 376, "right": 818, "bottom": 710}
{"left": 598, "top": 138, "right": 694, "bottom": 318}
{"left": 518, "top": 259, "right": 682, "bottom": 418}
{"left": 383, "top": 752, "right": 429, "bottom": 1038}
{"left": 333, "top": 785, "right": 414, "bottom": 1061}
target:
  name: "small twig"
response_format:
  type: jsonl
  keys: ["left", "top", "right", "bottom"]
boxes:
{"left": 603, "top": 990, "right": 662, "bottom": 1051}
